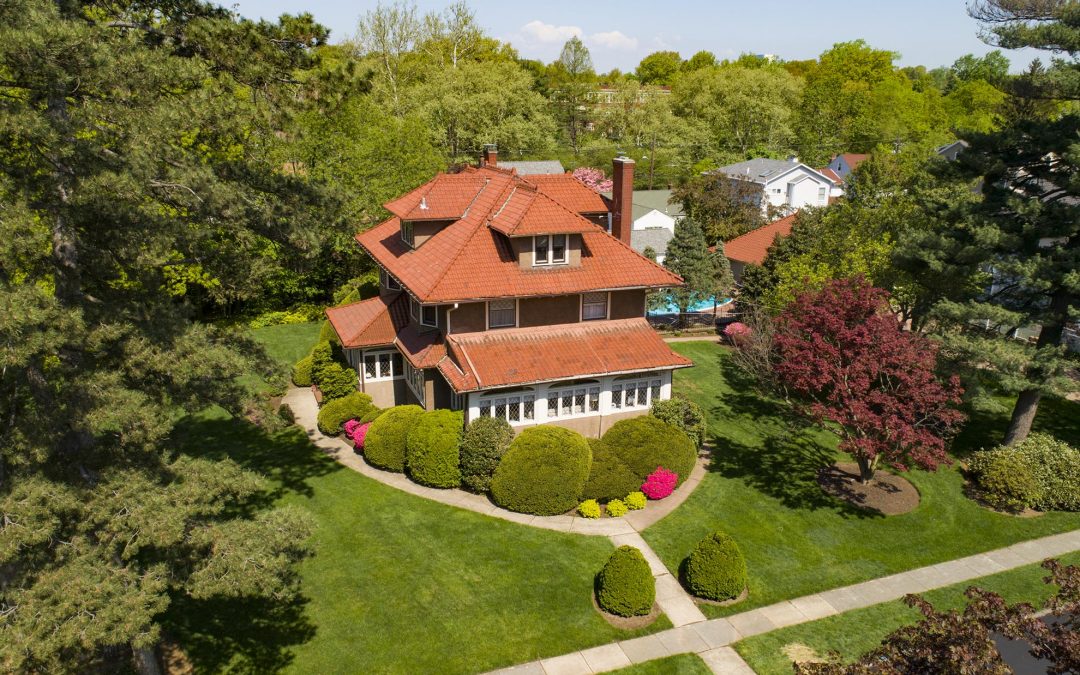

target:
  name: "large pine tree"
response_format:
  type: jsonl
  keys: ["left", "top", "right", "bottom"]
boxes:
{"left": 911, "top": 1, "right": 1079, "bottom": 445}
{"left": 0, "top": 2, "right": 336, "bottom": 670}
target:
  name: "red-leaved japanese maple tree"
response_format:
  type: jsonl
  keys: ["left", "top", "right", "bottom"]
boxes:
{"left": 773, "top": 277, "right": 965, "bottom": 483}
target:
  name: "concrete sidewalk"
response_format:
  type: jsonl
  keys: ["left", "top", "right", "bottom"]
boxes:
{"left": 486, "top": 528, "right": 1080, "bottom": 675}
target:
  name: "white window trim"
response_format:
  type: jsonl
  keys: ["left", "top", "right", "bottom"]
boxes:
{"left": 381, "top": 269, "right": 401, "bottom": 291}
{"left": 486, "top": 298, "right": 519, "bottom": 330}
{"left": 544, "top": 383, "right": 602, "bottom": 422}
{"left": 610, "top": 375, "right": 663, "bottom": 412}
{"left": 476, "top": 389, "right": 536, "bottom": 425}
{"left": 420, "top": 304, "right": 439, "bottom": 328}
{"left": 532, "top": 234, "right": 569, "bottom": 267}
{"left": 403, "top": 359, "right": 425, "bottom": 404}
{"left": 401, "top": 221, "right": 414, "bottom": 248}
{"left": 580, "top": 292, "right": 610, "bottom": 321}
{"left": 409, "top": 296, "right": 419, "bottom": 321}
{"left": 361, "top": 349, "right": 405, "bottom": 383}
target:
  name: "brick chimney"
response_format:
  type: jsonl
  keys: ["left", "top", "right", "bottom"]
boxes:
{"left": 482, "top": 144, "right": 498, "bottom": 167}
{"left": 610, "top": 156, "right": 634, "bottom": 244}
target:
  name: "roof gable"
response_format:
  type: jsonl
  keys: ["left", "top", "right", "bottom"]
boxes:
{"left": 714, "top": 213, "right": 798, "bottom": 265}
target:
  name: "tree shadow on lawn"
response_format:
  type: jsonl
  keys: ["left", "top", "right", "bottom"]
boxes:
{"left": 705, "top": 358, "right": 876, "bottom": 518}
{"left": 165, "top": 593, "right": 316, "bottom": 675}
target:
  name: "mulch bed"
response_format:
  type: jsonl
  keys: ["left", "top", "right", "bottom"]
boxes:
{"left": 693, "top": 586, "right": 748, "bottom": 607}
{"left": 818, "top": 462, "right": 920, "bottom": 515}
{"left": 591, "top": 593, "right": 662, "bottom": 630}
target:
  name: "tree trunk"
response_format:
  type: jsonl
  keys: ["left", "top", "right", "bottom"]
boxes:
{"left": 855, "top": 455, "right": 878, "bottom": 484}
{"left": 132, "top": 644, "right": 162, "bottom": 675}
{"left": 1003, "top": 289, "right": 1071, "bottom": 445}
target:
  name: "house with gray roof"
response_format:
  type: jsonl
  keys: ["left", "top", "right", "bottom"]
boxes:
{"left": 713, "top": 157, "right": 836, "bottom": 214}
{"left": 496, "top": 160, "right": 566, "bottom": 176}
{"left": 627, "top": 189, "right": 683, "bottom": 263}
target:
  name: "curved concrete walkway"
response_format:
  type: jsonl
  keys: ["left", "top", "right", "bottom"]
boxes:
{"left": 283, "top": 386, "right": 710, "bottom": 626}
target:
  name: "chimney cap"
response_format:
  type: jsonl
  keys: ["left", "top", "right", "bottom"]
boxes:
{"left": 613, "top": 155, "right": 635, "bottom": 164}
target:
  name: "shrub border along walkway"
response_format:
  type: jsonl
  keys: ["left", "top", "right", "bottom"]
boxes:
{"left": 284, "top": 387, "right": 709, "bottom": 625}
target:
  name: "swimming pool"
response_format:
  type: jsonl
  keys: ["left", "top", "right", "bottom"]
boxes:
{"left": 647, "top": 296, "right": 733, "bottom": 315}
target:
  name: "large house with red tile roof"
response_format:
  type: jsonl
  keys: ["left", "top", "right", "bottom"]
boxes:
{"left": 712, "top": 212, "right": 798, "bottom": 284}
{"left": 325, "top": 147, "right": 692, "bottom": 437}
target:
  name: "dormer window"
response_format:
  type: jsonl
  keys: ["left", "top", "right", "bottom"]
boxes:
{"left": 533, "top": 234, "right": 568, "bottom": 266}
{"left": 380, "top": 269, "right": 401, "bottom": 291}
{"left": 421, "top": 304, "right": 438, "bottom": 328}
{"left": 401, "top": 221, "right": 414, "bottom": 248}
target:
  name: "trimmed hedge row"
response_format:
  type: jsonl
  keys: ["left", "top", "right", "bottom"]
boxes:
{"left": 365, "top": 405, "right": 424, "bottom": 472}
{"left": 460, "top": 416, "right": 514, "bottom": 494}
{"left": 650, "top": 395, "right": 707, "bottom": 448}
{"left": 582, "top": 438, "right": 642, "bottom": 503}
{"left": 597, "top": 546, "right": 654, "bottom": 617}
{"left": 602, "top": 416, "right": 696, "bottom": 487}
{"left": 490, "top": 426, "right": 592, "bottom": 516}
{"left": 406, "top": 410, "right": 464, "bottom": 488}
{"left": 316, "top": 392, "right": 375, "bottom": 436}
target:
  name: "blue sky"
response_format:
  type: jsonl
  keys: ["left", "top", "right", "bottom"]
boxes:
{"left": 231, "top": 0, "right": 1034, "bottom": 73}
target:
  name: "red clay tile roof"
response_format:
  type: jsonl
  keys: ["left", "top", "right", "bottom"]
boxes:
{"left": 528, "top": 173, "right": 609, "bottom": 213}
{"left": 324, "top": 294, "right": 408, "bottom": 348}
{"left": 383, "top": 173, "right": 489, "bottom": 221}
{"left": 714, "top": 213, "right": 798, "bottom": 266}
{"left": 357, "top": 166, "right": 682, "bottom": 303}
{"left": 395, "top": 323, "right": 447, "bottom": 368}
{"left": 437, "top": 318, "right": 692, "bottom": 392}
{"left": 488, "top": 185, "right": 598, "bottom": 236}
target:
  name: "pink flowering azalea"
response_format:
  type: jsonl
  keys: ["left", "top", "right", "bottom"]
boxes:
{"left": 572, "top": 167, "right": 613, "bottom": 193}
{"left": 344, "top": 419, "right": 361, "bottom": 437}
{"left": 641, "top": 467, "right": 678, "bottom": 500}
{"left": 348, "top": 422, "right": 371, "bottom": 450}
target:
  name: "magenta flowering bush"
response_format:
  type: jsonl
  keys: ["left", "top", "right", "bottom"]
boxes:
{"left": 572, "top": 167, "right": 613, "bottom": 193}
{"left": 723, "top": 322, "right": 752, "bottom": 347}
{"left": 344, "top": 420, "right": 371, "bottom": 450}
{"left": 641, "top": 467, "right": 678, "bottom": 500}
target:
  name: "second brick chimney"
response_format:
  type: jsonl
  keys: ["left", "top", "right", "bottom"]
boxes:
{"left": 482, "top": 144, "right": 498, "bottom": 167}
{"left": 610, "top": 156, "right": 634, "bottom": 245}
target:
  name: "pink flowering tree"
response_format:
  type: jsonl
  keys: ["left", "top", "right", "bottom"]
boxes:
{"left": 723, "top": 322, "right": 751, "bottom": 346}
{"left": 572, "top": 167, "right": 613, "bottom": 193}
{"left": 641, "top": 467, "right": 678, "bottom": 500}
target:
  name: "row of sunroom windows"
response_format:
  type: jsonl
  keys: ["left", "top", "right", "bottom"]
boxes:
{"left": 476, "top": 375, "right": 663, "bottom": 424}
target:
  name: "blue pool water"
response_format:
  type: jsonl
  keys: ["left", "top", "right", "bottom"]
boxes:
{"left": 647, "top": 296, "right": 733, "bottom": 315}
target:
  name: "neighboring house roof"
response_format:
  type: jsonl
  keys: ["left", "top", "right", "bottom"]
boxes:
{"left": 714, "top": 213, "right": 798, "bottom": 265}
{"left": 496, "top": 160, "right": 565, "bottom": 175}
{"left": 435, "top": 318, "right": 693, "bottom": 393}
{"left": 818, "top": 167, "right": 842, "bottom": 183}
{"left": 715, "top": 158, "right": 835, "bottom": 186}
{"left": 325, "top": 294, "right": 409, "bottom": 349}
{"left": 838, "top": 153, "right": 870, "bottom": 168}
{"left": 630, "top": 190, "right": 682, "bottom": 221}
{"left": 357, "top": 166, "right": 681, "bottom": 303}
{"left": 527, "top": 173, "right": 609, "bottom": 213}
{"left": 631, "top": 227, "right": 674, "bottom": 258}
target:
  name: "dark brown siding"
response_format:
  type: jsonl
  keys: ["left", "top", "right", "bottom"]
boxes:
{"left": 609, "top": 289, "right": 646, "bottom": 319}
{"left": 445, "top": 302, "right": 486, "bottom": 333}
{"left": 519, "top": 295, "right": 580, "bottom": 327}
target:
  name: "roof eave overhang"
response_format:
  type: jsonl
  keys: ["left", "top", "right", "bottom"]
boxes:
{"left": 445, "top": 361, "right": 694, "bottom": 394}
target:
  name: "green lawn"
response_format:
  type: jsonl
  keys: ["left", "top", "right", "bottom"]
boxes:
{"left": 735, "top": 551, "right": 1080, "bottom": 674}
{"left": 645, "top": 341, "right": 1080, "bottom": 618}
{"left": 164, "top": 323, "right": 669, "bottom": 673}
{"left": 610, "top": 653, "right": 712, "bottom": 674}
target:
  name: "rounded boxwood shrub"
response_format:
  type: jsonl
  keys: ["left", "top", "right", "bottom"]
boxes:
{"left": 490, "top": 426, "right": 591, "bottom": 516}
{"left": 606, "top": 499, "right": 628, "bottom": 518}
{"left": 292, "top": 355, "right": 313, "bottom": 387}
{"left": 597, "top": 546, "right": 655, "bottom": 617}
{"left": 460, "top": 416, "right": 515, "bottom": 494}
{"left": 309, "top": 340, "right": 335, "bottom": 383}
{"left": 683, "top": 530, "right": 748, "bottom": 601}
{"left": 316, "top": 392, "right": 375, "bottom": 436}
{"left": 359, "top": 407, "right": 385, "bottom": 424}
{"left": 364, "top": 405, "right": 424, "bottom": 472}
{"left": 317, "top": 362, "right": 357, "bottom": 400}
{"left": 626, "top": 491, "right": 646, "bottom": 510}
{"left": 582, "top": 438, "right": 641, "bottom": 502}
{"left": 405, "top": 410, "right": 464, "bottom": 488}
{"left": 578, "top": 499, "right": 601, "bottom": 519}
{"left": 969, "top": 433, "right": 1080, "bottom": 512}
{"left": 602, "top": 416, "right": 696, "bottom": 486}
{"left": 650, "top": 395, "right": 707, "bottom": 448}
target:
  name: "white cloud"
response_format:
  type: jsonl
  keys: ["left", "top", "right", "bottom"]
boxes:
{"left": 589, "top": 30, "right": 638, "bottom": 51}
{"left": 520, "top": 20, "right": 583, "bottom": 44}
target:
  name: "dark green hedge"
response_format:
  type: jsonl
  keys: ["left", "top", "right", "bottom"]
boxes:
{"left": 602, "top": 416, "right": 696, "bottom": 486}
{"left": 490, "top": 426, "right": 591, "bottom": 515}
{"left": 582, "top": 438, "right": 641, "bottom": 502}
{"left": 318, "top": 362, "right": 357, "bottom": 400}
{"left": 364, "top": 405, "right": 424, "bottom": 472}
{"left": 291, "top": 355, "right": 313, "bottom": 387}
{"left": 406, "top": 410, "right": 464, "bottom": 488}
{"left": 650, "top": 395, "right": 707, "bottom": 448}
{"left": 682, "top": 530, "right": 747, "bottom": 602}
{"left": 359, "top": 407, "right": 386, "bottom": 424}
{"left": 460, "top": 416, "right": 515, "bottom": 494}
{"left": 597, "top": 546, "right": 655, "bottom": 617}
{"left": 316, "top": 392, "right": 375, "bottom": 436}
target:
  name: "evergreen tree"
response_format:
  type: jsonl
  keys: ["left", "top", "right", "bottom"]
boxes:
{"left": 663, "top": 218, "right": 714, "bottom": 324}
{"left": 907, "top": 0, "right": 1079, "bottom": 445}
{"left": 0, "top": 2, "right": 325, "bottom": 669}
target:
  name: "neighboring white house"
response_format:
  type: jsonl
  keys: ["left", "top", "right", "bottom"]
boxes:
{"left": 826, "top": 153, "right": 870, "bottom": 182}
{"left": 629, "top": 189, "right": 683, "bottom": 264}
{"left": 713, "top": 158, "right": 836, "bottom": 214}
